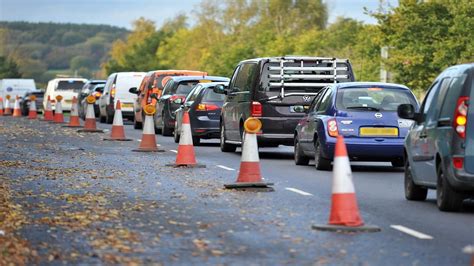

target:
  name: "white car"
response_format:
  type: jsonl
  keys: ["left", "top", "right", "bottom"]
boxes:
{"left": 0, "top": 79, "right": 36, "bottom": 106}
{"left": 43, "top": 78, "right": 87, "bottom": 111}
{"left": 99, "top": 72, "right": 146, "bottom": 123}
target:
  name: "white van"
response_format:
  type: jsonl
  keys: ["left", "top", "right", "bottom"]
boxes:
{"left": 0, "top": 79, "right": 36, "bottom": 106}
{"left": 99, "top": 72, "right": 145, "bottom": 123}
{"left": 43, "top": 78, "right": 87, "bottom": 111}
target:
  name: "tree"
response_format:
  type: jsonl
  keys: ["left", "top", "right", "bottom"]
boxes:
{"left": 0, "top": 56, "right": 22, "bottom": 78}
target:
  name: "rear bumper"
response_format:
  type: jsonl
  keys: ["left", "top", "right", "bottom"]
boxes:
{"left": 193, "top": 128, "right": 220, "bottom": 138}
{"left": 259, "top": 116, "right": 302, "bottom": 145}
{"left": 446, "top": 160, "right": 474, "bottom": 192}
{"left": 257, "top": 133, "right": 294, "bottom": 145}
{"left": 191, "top": 118, "right": 219, "bottom": 138}
{"left": 322, "top": 137, "right": 405, "bottom": 161}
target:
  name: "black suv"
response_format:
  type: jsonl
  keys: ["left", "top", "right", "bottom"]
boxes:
{"left": 215, "top": 56, "right": 354, "bottom": 152}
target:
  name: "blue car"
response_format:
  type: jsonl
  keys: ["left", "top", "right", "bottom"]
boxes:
{"left": 294, "top": 82, "right": 419, "bottom": 170}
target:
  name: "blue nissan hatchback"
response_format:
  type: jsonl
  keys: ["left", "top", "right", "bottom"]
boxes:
{"left": 294, "top": 82, "right": 419, "bottom": 170}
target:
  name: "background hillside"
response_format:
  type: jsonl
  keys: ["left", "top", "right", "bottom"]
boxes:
{"left": 0, "top": 21, "right": 128, "bottom": 87}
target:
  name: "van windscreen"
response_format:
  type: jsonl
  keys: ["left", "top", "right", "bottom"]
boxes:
{"left": 175, "top": 81, "right": 199, "bottom": 95}
{"left": 57, "top": 80, "right": 85, "bottom": 92}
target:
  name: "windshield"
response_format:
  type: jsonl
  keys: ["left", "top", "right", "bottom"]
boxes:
{"left": 203, "top": 88, "right": 225, "bottom": 102}
{"left": 175, "top": 82, "right": 199, "bottom": 95}
{"left": 336, "top": 86, "right": 417, "bottom": 111}
{"left": 57, "top": 80, "right": 85, "bottom": 92}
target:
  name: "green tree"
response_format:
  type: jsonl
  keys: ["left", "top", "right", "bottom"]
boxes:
{"left": 0, "top": 56, "right": 22, "bottom": 78}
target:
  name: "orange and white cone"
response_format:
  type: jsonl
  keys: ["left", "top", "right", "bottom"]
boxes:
{"left": 0, "top": 97, "right": 4, "bottom": 116}
{"left": 225, "top": 117, "right": 273, "bottom": 189}
{"left": 42, "top": 96, "right": 54, "bottom": 121}
{"left": 104, "top": 100, "right": 131, "bottom": 141}
{"left": 64, "top": 96, "right": 81, "bottom": 127}
{"left": 28, "top": 95, "right": 38, "bottom": 119}
{"left": 4, "top": 95, "right": 12, "bottom": 116}
{"left": 312, "top": 136, "right": 380, "bottom": 232}
{"left": 12, "top": 96, "right": 21, "bottom": 117}
{"left": 78, "top": 96, "right": 104, "bottom": 133}
{"left": 167, "top": 111, "right": 204, "bottom": 167}
{"left": 133, "top": 104, "right": 164, "bottom": 152}
{"left": 53, "top": 96, "right": 65, "bottom": 123}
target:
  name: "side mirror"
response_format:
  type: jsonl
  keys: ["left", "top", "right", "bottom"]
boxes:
{"left": 293, "top": 105, "right": 305, "bottom": 113}
{"left": 129, "top": 87, "right": 138, "bottom": 94}
{"left": 150, "top": 93, "right": 159, "bottom": 100}
{"left": 173, "top": 98, "right": 184, "bottom": 105}
{"left": 213, "top": 84, "right": 227, "bottom": 95}
{"left": 397, "top": 104, "right": 416, "bottom": 120}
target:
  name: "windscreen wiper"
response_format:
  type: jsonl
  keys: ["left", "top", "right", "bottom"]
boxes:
{"left": 346, "top": 106, "right": 380, "bottom": 111}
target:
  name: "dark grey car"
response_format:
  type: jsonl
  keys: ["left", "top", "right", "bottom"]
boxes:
{"left": 174, "top": 82, "right": 228, "bottom": 145}
{"left": 398, "top": 63, "right": 474, "bottom": 212}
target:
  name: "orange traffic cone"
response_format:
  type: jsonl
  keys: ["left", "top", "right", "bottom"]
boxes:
{"left": 224, "top": 117, "right": 273, "bottom": 189}
{"left": 53, "top": 95, "right": 65, "bottom": 123}
{"left": 104, "top": 100, "right": 132, "bottom": 141}
{"left": 4, "top": 95, "right": 12, "bottom": 116}
{"left": 312, "top": 136, "right": 380, "bottom": 232}
{"left": 28, "top": 95, "right": 38, "bottom": 119}
{"left": 77, "top": 95, "right": 104, "bottom": 133}
{"left": 12, "top": 96, "right": 21, "bottom": 117}
{"left": 42, "top": 96, "right": 54, "bottom": 121}
{"left": 64, "top": 96, "right": 81, "bottom": 127}
{"left": 167, "top": 111, "right": 204, "bottom": 167}
{"left": 0, "top": 97, "right": 4, "bottom": 116}
{"left": 133, "top": 104, "right": 164, "bottom": 152}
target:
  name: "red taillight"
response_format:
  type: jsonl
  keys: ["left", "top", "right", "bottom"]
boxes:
{"left": 453, "top": 96, "right": 469, "bottom": 138}
{"left": 453, "top": 157, "right": 464, "bottom": 169}
{"left": 327, "top": 118, "right": 339, "bottom": 137}
{"left": 250, "top": 101, "right": 262, "bottom": 117}
{"left": 196, "top": 103, "right": 220, "bottom": 111}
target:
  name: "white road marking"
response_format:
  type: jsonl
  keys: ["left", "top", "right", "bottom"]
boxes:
{"left": 170, "top": 150, "right": 178, "bottom": 153}
{"left": 462, "top": 245, "right": 474, "bottom": 254}
{"left": 137, "top": 139, "right": 142, "bottom": 142}
{"left": 285, "top": 187, "right": 313, "bottom": 196}
{"left": 217, "top": 165, "right": 235, "bottom": 171}
{"left": 390, "top": 225, "right": 433, "bottom": 240}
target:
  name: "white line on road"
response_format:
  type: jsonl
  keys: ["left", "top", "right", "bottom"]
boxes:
{"left": 217, "top": 165, "right": 235, "bottom": 171}
{"left": 170, "top": 150, "right": 178, "bottom": 153}
{"left": 137, "top": 139, "right": 142, "bottom": 142}
{"left": 285, "top": 187, "right": 313, "bottom": 196}
{"left": 390, "top": 225, "right": 433, "bottom": 240}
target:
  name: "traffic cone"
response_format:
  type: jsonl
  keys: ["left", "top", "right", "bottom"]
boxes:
{"left": 53, "top": 96, "right": 65, "bottom": 123}
{"left": 28, "top": 95, "right": 38, "bottom": 119}
{"left": 0, "top": 97, "right": 4, "bottom": 116}
{"left": 12, "top": 96, "right": 21, "bottom": 117}
{"left": 133, "top": 104, "right": 164, "bottom": 152}
{"left": 42, "top": 96, "right": 54, "bottom": 121}
{"left": 4, "top": 95, "right": 12, "bottom": 116}
{"left": 225, "top": 117, "right": 273, "bottom": 189}
{"left": 77, "top": 96, "right": 104, "bottom": 133}
{"left": 167, "top": 111, "right": 204, "bottom": 167}
{"left": 104, "top": 100, "right": 132, "bottom": 141}
{"left": 64, "top": 96, "right": 81, "bottom": 127}
{"left": 312, "top": 136, "right": 380, "bottom": 232}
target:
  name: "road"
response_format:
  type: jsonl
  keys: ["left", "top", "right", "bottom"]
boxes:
{"left": 1, "top": 115, "right": 473, "bottom": 265}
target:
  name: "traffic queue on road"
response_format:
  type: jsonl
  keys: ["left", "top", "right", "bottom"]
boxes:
{"left": 1, "top": 56, "right": 473, "bottom": 213}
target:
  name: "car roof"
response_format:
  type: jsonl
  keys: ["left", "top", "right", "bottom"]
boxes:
{"left": 87, "top": 80, "right": 106, "bottom": 84}
{"left": 333, "top": 82, "right": 410, "bottom": 90}
{"left": 442, "top": 63, "right": 474, "bottom": 76}
{"left": 169, "top": 76, "right": 230, "bottom": 82}
{"left": 196, "top": 82, "right": 229, "bottom": 88}
{"left": 238, "top": 56, "right": 351, "bottom": 64}
{"left": 146, "top": 70, "right": 207, "bottom": 76}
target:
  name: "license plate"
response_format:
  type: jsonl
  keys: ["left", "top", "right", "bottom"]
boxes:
{"left": 121, "top": 103, "right": 133, "bottom": 108}
{"left": 359, "top": 127, "right": 398, "bottom": 137}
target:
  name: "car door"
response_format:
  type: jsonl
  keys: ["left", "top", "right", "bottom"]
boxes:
{"left": 177, "top": 85, "right": 201, "bottom": 133}
{"left": 100, "top": 74, "right": 115, "bottom": 116}
{"left": 156, "top": 80, "right": 173, "bottom": 126}
{"left": 409, "top": 80, "right": 441, "bottom": 183}
{"left": 222, "top": 65, "right": 242, "bottom": 141}
{"left": 299, "top": 88, "right": 327, "bottom": 150}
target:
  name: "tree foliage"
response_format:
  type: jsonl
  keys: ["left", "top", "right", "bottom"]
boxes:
{"left": 0, "top": 56, "right": 22, "bottom": 79}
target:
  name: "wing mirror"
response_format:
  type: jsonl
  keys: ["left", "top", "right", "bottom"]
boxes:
{"left": 129, "top": 87, "right": 138, "bottom": 94}
{"left": 213, "top": 84, "right": 227, "bottom": 95}
{"left": 397, "top": 104, "right": 419, "bottom": 122}
{"left": 173, "top": 98, "right": 184, "bottom": 105}
{"left": 150, "top": 93, "right": 159, "bottom": 100}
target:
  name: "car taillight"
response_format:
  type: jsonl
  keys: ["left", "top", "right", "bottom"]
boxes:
{"left": 196, "top": 103, "right": 220, "bottom": 111}
{"left": 453, "top": 157, "right": 464, "bottom": 169}
{"left": 327, "top": 118, "right": 339, "bottom": 137}
{"left": 453, "top": 96, "right": 469, "bottom": 138}
{"left": 250, "top": 101, "right": 262, "bottom": 117}
{"left": 111, "top": 88, "right": 116, "bottom": 98}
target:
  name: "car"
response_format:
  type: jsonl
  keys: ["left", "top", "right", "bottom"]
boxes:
{"left": 294, "top": 82, "right": 419, "bottom": 170}
{"left": 398, "top": 63, "right": 474, "bottom": 212}
{"left": 78, "top": 80, "right": 106, "bottom": 119}
{"left": 99, "top": 72, "right": 146, "bottom": 124}
{"left": 79, "top": 84, "right": 104, "bottom": 119}
{"left": 154, "top": 76, "right": 230, "bottom": 136}
{"left": 174, "top": 82, "right": 229, "bottom": 145}
{"left": 43, "top": 78, "right": 87, "bottom": 111}
{"left": 215, "top": 56, "right": 355, "bottom": 153}
{"left": 0, "top": 79, "right": 37, "bottom": 104}
{"left": 130, "top": 70, "right": 207, "bottom": 130}
{"left": 20, "top": 90, "right": 44, "bottom": 116}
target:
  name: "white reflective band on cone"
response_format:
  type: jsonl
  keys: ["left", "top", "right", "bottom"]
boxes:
{"left": 56, "top": 102, "right": 63, "bottom": 114}
{"left": 112, "top": 109, "right": 123, "bottom": 126}
{"left": 45, "top": 100, "right": 52, "bottom": 111}
{"left": 30, "top": 101, "right": 36, "bottom": 111}
{"left": 143, "top": 115, "right": 155, "bottom": 135}
{"left": 13, "top": 99, "right": 20, "bottom": 109}
{"left": 179, "top": 123, "right": 193, "bottom": 145}
{"left": 85, "top": 103, "right": 95, "bottom": 118}
{"left": 70, "top": 102, "right": 78, "bottom": 116}
{"left": 332, "top": 156, "right": 355, "bottom": 194}
{"left": 241, "top": 132, "right": 259, "bottom": 162}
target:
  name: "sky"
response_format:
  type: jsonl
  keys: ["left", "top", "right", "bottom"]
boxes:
{"left": 0, "top": 0, "right": 396, "bottom": 29}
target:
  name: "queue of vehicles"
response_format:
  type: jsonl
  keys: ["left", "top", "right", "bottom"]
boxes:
{"left": 2, "top": 58, "right": 473, "bottom": 212}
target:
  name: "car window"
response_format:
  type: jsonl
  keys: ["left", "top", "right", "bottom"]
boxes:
{"left": 420, "top": 81, "right": 440, "bottom": 120}
{"left": 56, "top": 80, "right": 85, "bottom": 92}
{"left": 228, "top": 65, "right": 241, "bottom": 92}
{"left": 439, "top": 75, "right": 467, "bottom": 120}
{"left": 309, "top": 88, "right": 326, "bottom": 111}
{"left": 162, "top": 80, "right": 174, "bottom": 96}
{"left": 203, "top": 88, "right": 226, "bottom": 102}
{"left": 316, "top": 89, "right": 333, "bottom": 113}
{"left": 185, "top": 85, "right": 201, "bottom": 102}
{"left": 232, "top": 63, "right": 257, "bottom": 92}
{"left": 175, "top": 81, "right": 199, "bottom": 95}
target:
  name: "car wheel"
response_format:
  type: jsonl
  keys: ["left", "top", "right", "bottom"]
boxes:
{"left": 404, "top": 159, "right": 427, "bottom": 201}
{"left": 173, "top": 121, "right": 180, "bottom": 143}
{"left": 134, "top": 118, "right": 142, "bottom": 129}
{"left": 105, "top": 110, "right": 114, "bottom": 124}
{"left": 294, "top": 138, "right": 309, "bottom": 166}
{"left": 391, "top": 158, "right": 404, "bottom": 167}
{"left": 436, "top": 163, "right": 464, "bottom": 212}
{"left": 99, "top": 114, "right": 106, "bottom": 123}
{"left": 314, "top": 139, "right": 331, "bottom": 171}
{"left": 161, "top": 115, "right": 173, "bottom": 136}
{"left": 192, "top": 136, "right": 201, "bottom": 146}
{"left": 220, "top": 123, "right": 236, "bottom": 152}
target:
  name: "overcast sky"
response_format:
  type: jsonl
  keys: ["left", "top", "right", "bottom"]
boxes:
{"left": 0, "top": 0, "right": 396, "bottom": 29}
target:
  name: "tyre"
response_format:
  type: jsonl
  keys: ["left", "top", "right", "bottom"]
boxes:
{"left": 220, "top": 124, "right": 236, "bottom": 152}
{"left": 99, "top": 113, "right": 106, "bottom": 123}
{"left": 404, "top": 159, "right": 427, "bottom": 201}
{"left": 173, "top": 121, "right": 180, "bottom": 143}
{"left": 161, "top": 114, "right": 173, "bottom": 136}
{"left": 436, "top": 164, "right": 464, "bottom": 212}
{"left": 391, "top": 158, "right": 404, "bottom": 167}
{"left": 133, "top": 119, "right": 142, "bottom": 129}
{"left": 314, "top": 139, "right": 331, "bottom": 171}
{"left": 294, "top": 138, "right": 309, "bottom": 165}
{"left": 105, "top": 110, "right": 114, "bottom": 124}
{"left": 192, "top": 136, "right": 201, "bottom": 146}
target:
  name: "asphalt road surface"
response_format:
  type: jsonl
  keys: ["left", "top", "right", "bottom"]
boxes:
{"left": 1, "top": 115, "right": 473, "bottom": 265}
